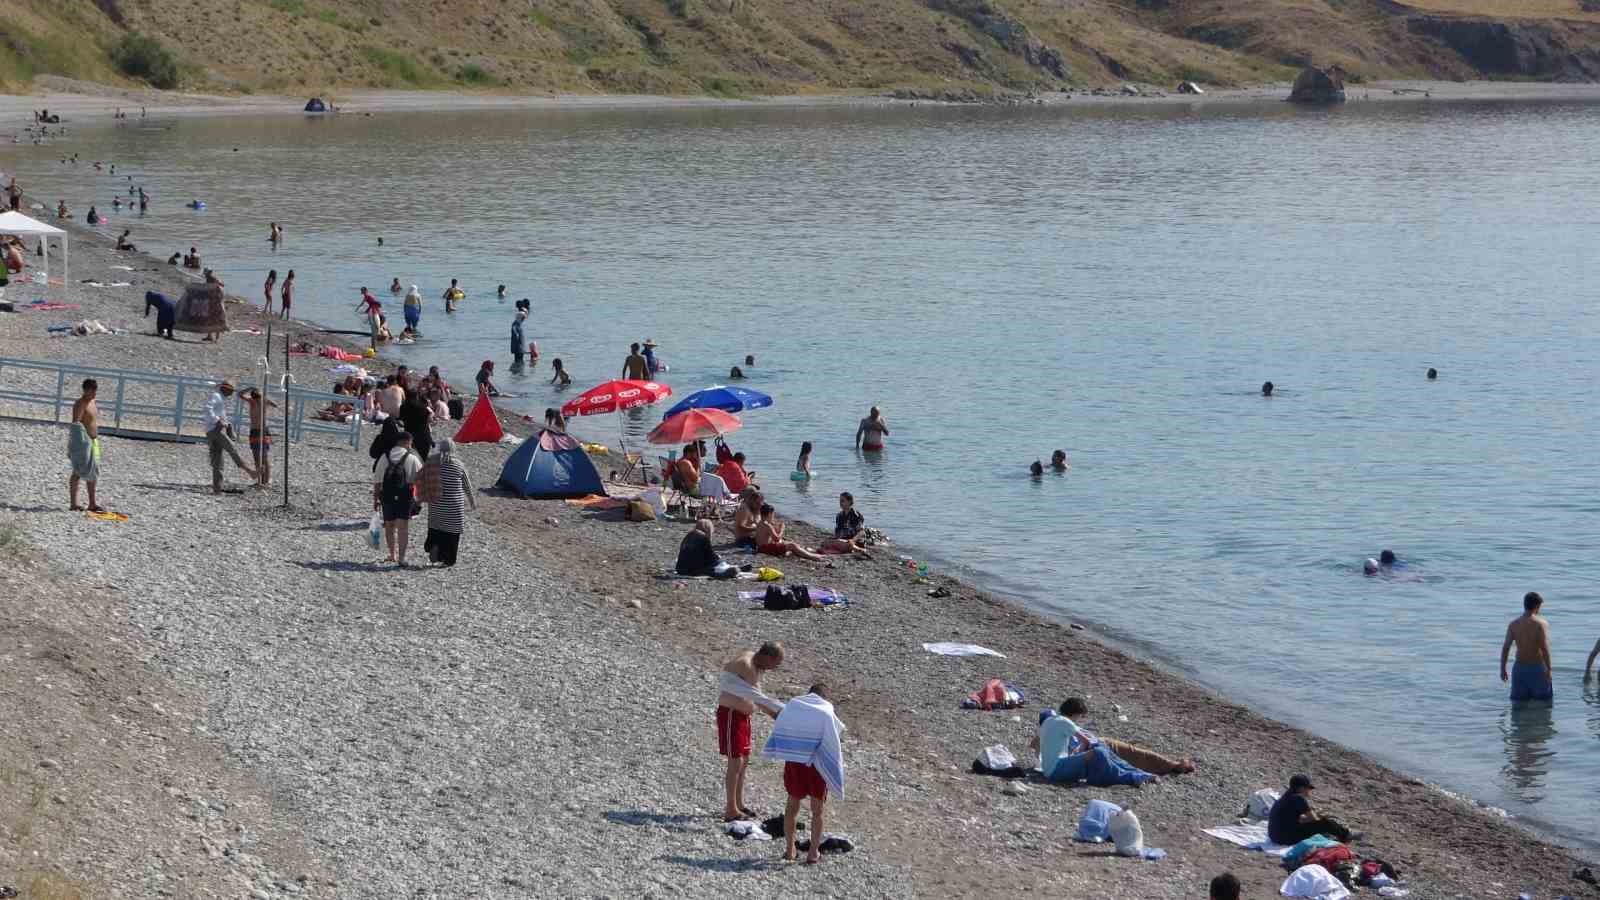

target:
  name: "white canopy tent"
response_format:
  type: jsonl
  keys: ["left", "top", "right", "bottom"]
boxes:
{"left": 0, "top": 210, "right": 68, "bottom": 288}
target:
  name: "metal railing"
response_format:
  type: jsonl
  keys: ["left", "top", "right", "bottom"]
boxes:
{"left": 0, "top": 356, "right": 363, "bottom": 448}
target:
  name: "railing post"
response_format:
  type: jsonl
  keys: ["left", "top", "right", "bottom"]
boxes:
{"left": 174, "top": 382, "right": 186, "bottom": 436}
{"left": 114, "top": 376, "right": 126, "bottom": 429}
{"left": 53, "top": 368, "right": 66, "bottom": 422}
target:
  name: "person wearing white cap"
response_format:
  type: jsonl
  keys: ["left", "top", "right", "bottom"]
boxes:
{"left": 204, "top": 381, "right": 256, "bottom": 494}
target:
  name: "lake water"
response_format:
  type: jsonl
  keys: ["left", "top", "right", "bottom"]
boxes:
{"left": 10, "top": 96, "right": 1599, "bottom": 847}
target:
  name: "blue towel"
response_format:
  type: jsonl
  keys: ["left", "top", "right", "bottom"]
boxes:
{"left": 1076, "top": 800, "right": 1122, "bottom": 842}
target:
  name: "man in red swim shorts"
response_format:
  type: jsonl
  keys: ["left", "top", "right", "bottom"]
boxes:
{"left": 781, "top": 684, "right": 835, "bottom": 865}
{"left": 716, "top": 642, "right": 785, "bottom": 821}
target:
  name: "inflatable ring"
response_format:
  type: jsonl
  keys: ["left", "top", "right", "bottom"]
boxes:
{"left": 790, "top": 470, "right": 813, "bottom": 482}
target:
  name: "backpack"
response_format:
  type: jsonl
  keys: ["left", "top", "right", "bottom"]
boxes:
{"left": 380, "top": 452, "right": 413, "bottom": 509}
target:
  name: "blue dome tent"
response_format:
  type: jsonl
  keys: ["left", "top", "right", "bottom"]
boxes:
{"left": 498, "top": 428, "right": 605, "bottom": 499}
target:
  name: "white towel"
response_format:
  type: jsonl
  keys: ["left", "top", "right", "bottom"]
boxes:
{"left": 922, "top": 641, "right": 1005, "bottom": 658}
{"left": 1202, "top": 822, "right": 1292, "bottom": 857}
{"left": 761, "top": 693, "right": 847, "bottom": 798}
{"left": 718, "top": 670, "right": 784, "bottom": 715}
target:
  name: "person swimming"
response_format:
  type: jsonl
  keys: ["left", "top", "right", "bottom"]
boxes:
{"left": 729, "top": 365, "right": 746, "bottom": 380}
{"left": 1030, "top": 460, "right": 1044, "bottom": 477}
{"left": 1380, "top": 550, "right": 1401, "bottom": 569}
{"left": 1427, "top": 368, "right": 1438, "bottom": 380}
{"left": 1261, "top": 381, "right": 1274, "bottom": 397}
{"left": 1050, "top": 450, "right": 1069, "bottom": 471}
{"left": 1363, "top": 558, "right": 1380, "bottom": 576}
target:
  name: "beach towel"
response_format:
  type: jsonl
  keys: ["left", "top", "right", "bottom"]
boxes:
{"left": 1202, "top": 822, "right": 1292, "bottom": 857}
{"left": 718, "top": 670, "right": 784, "bottom": 716}
{"left": 1280, "top": 864, "right": 1350, "bottom": 900}
{"left": 738, "top": 587, "right": 847, "bottom": 606}
{"left": 86, "top": 510, "right": 129, "bottom": 522}
{"left": 922, "top": 642, "right": 1005, "bottom": 658}
{"left": 67, "top": 423, "right": 99, "bottom": 481}
{"left": 761, "top": 693, "right": 847, "bottom": 798}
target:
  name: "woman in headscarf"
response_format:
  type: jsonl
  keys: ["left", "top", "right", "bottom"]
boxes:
{"left": 368, "top": 417, "right": 403, "bottom": 470}
{"left": 402, "top": 284, "right": 423, "bottom": 334}
{"left": 399, "top": 388, "right": 433, "bottom": 460}
{"left": 421, "top": 438, "right": 476, "bottom": 567}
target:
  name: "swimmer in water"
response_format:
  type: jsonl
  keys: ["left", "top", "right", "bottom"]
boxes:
{"left": 1427, "top": 368, "right": 1438, "bottom": 380}
{"left": 1030, "top": 460, "right": 1044, "bottom": 477}
{"left": 1379, "top": 550, "right": 1398, "bottom": 568}
{"left": 1362, "top": 558, "right": 1380, "bottom": 576}
{"left": 1261, "top": 381, "right": 1274, "bottom": 397}
{"left": 498, "top": 284, "right": 508, "bottom": 301}
{"left": 745, "top": 354, "right": 755, "bottom": 367}
{"left": 1050, "top": 449, "right": 1069, "bottom": 471}
{"left": 729, "top": 365, "right": 746, "bottom": 380}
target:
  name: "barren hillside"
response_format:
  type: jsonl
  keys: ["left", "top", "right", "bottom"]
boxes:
{"left": 4, "top": 0, "right": 1600, "bottom": 98}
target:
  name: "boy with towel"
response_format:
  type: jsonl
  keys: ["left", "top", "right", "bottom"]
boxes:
{"left": 762, "top": 684, "right": 847, "bottom": 864}
{"left": 67, "top": 379, "right": 102, "bottom": 511}
{"left": 717, "top": 643, "right": 785, "bottom": 822}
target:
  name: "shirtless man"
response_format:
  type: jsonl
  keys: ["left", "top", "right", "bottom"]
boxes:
{"left": 1501, "top": 591, "right": 1554, "bottom": 703}
{"left": 717, "top": 642, "right": 785, "bottom": 821}
{"left": 241, "top": 387, "right": 279, "bottom": 487}
{"left": 732, "top": 489, "right": 763, "bottom": 547}
{"left": 67, "top": 379, "right": 102, "bottom": 511}
{"left": 855, "top": 406, "right": 889, "bottom": 452}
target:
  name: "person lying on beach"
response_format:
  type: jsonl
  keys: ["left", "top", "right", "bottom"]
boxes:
{"left": 316, "top": 385, "right": 356, "bottom": 422}
{"left": 729, "top": 489, "right": 764, "bottom": 546}
{"left": 1267, "top": 774, "right": 1356, "bottom": 845}
{"left": 819, "top": 492, "right": 871, "bottom": 558}
{"left": 115, "top": 229, "right": 136, "bottom": 252}
{"left": 755, "top": 505, "right": 826, "bottom": 561}
{"left": 1036, "top": 697, "right": 1195, "bottom": 775}
{"left": 677, "top": 519, "right": 736, "bottom": 578}
{"left": 1034, "top": 707, "right": 1158, "bottom": 787}
{"left": 717, "top": 642, "right": 786, "bottom": 821}
{"left": 1502, "top": 591, "right": 1553, "bottom": 702}
{"left": 1051, "top": 450, "right": 1069, "bottom": 471}
{"left": 549, "top": 358, "right": 571, "bottom": 386}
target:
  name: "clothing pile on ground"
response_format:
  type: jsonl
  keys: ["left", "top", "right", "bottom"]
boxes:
{"left": 1075, "top": 800, "right": 1167, "bottom": 860}
{"left": 1206, "top": 788, "right": 1407, "bottom": 897}
{"left": 970, "top": 744, "right": 1028, "bottom": 778}
{"left": 962, "top": 678, "right": 1025, "bottom": 710}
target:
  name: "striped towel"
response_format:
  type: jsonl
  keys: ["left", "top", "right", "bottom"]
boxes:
{"left": 761, "top": 693, "right": 847, "bottom": 798}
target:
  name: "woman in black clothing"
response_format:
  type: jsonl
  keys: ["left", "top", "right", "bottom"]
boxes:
{"left": 676, "top": 519, "right": 733, "bottom": 578}
{"left": 398, "top": 391, "right": 434, "bottom": 460}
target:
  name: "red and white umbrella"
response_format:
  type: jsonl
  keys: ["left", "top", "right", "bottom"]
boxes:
{"left": 561, "top": 379, "right": 673, "bottom": 419}
{"left": 647, "top": 408, "right": 742, "bottom": 446}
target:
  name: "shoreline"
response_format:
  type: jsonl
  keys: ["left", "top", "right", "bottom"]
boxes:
{"left": 6, "top": 76, "right": 1600, "bottom": 128}
{"left": 3, "top": 166, "right": 1598, "bottom": 896}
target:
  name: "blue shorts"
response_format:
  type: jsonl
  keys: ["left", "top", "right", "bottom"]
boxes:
{"left": 1510, "top": 661, "right": 1553, "bottom": 702}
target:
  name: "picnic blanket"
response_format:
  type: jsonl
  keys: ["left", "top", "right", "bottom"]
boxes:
{"left": 1202, "top": 822, "right": 1292, "bottom": 857}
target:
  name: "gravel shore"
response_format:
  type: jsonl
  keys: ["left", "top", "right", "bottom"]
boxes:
{"left": 3, "top": 192, "right": 1597, "bottom": 898}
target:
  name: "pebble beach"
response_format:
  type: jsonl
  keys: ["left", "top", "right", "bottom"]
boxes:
{"left": 2, "top": 173, "right": 1598, "bottom": 899}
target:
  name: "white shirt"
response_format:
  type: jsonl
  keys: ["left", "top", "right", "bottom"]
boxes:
{"left": 203, "top": 391, "right": 228, "bottom": 431}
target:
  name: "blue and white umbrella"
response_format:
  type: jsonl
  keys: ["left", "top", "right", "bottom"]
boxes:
{"left": 662, "top": 385, "right": 774, "bottom": 419}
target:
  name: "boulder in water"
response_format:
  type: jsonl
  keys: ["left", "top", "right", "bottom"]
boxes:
{"left": 1289, "top": 65, "right": 1346, "bottom": 103}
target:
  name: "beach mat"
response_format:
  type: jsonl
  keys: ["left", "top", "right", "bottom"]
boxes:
{"left": 739, "top": 588, "right": 848, "bottom": 605}
{"left": 566, "top": 495, "right": 628, "bottom": 510}
{"left": 85, "top": 510, "right": 130, "bottom": 523}
{"left": 1202, "top": 823, "right": 1291, "bottom": 857}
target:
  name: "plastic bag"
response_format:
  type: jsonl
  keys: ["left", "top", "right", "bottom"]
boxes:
{"left": 1076, "top": 799, "right": 1122, "bottom": 843}
{"left": 757, "top": 566, "right": 783, "bottom": 582}
{"left": 979, "top": 744, "right": 1017, "bottom": 771}
{"left": 1109, "top": 808, "right": 1144, "bottom": 857}
{"left": 367, "top": 512, "right": 382, "bottom": 550}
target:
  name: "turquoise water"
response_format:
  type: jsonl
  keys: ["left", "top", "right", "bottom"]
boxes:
{"left": 9, "top": 97, "right": 1599, "bottom": 846}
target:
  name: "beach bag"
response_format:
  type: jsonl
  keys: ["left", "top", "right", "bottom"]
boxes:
{"left": 366, "top": 512, "right": 382, "bottom": 550}
{"left": 1244, "top": 788, "right": 1280, "bottom": 821}
{"left": 1076, "top": 799, "right": 1122, "bottom": 843}
{"left": 791, "top": 584, "right": 813, "bottom": 608}
{"left": 763, "top": 585, "right": 790, "bottom": 611}
{"left": 1109, "top": 808, "right": 1144, "bottom": 857}
{"left": 625, "top": 499, "right": 656, "bottom": 522}
{"left": 380, "top": 453, "right": 413, "bottom": 511}
{"left": 417, "top": 459, "right": 442, "bottom": 503}
{"left": 756, "top": 566, "right": 783, "bottom": 582}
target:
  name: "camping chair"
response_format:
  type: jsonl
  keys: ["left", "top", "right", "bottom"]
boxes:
{"left": 697, "top": 473, "right": 733, "bottom": 518}
{"left": 611, "top": 450, "right": 648, "bottom": 486}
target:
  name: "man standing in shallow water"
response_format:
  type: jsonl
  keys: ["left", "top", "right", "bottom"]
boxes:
{"left": 717, "top": 643, "right": 785, "bottom": 821}
{"left": 855, "top": 406, "right": 889, "bottom": 452}
{"left": 1502, "top": 591, "right": 1554, "bottom": 702}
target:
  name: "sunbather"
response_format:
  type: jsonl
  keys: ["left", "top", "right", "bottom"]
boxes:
{"left": 1033, "top": 706, "right": 1158, "bottom": 787}
{"left": 1050, "top": 697, "right": 1195, "bottom": 775}
{"left": 755, "top": 505, "right": 825, "bottom": 561}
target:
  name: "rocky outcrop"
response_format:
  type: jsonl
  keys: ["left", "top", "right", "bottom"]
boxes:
{"left": 1288, "top": 65, "right": 1345, "bottom": 103}
{"left": 1404, "top": 15, "right": 1600, "bottom": 81}
{"left": 924, "top": 0, "right": 1068, "bottom": 79}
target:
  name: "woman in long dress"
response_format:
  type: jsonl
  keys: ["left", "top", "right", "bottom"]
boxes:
{"left": 422, "top": 438, "right": 475, "bottom": 568}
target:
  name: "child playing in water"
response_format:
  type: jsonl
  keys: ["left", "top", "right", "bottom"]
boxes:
{"left": 549, "top": 358, "right": 571, "bottom": 386}
{"left": 794, "top": 442, "right": 814, "bottom": 480}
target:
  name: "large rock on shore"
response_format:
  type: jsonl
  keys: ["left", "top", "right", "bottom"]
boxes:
{"left": 1289, "top": 65, "right": 1346, "bottom": 103}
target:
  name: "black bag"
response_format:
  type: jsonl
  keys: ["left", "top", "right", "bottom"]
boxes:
{"left": 791, "top": 584, "right": 813, "bottom": 608}
{"left": 763, "top": 585, "right": 790, "bottom": 611}
{"left": 448, "top": 398, "right": 464, "bottom": 419}
{"left": 380, "top": 453, "right": 413, "bottom": 510}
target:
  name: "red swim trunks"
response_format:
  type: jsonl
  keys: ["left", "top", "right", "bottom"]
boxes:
{"left": 716, "top": 705, "right": 751, "bottom": 758}
{"left": 783, "top": 762, "right": 828, "bottom": 800}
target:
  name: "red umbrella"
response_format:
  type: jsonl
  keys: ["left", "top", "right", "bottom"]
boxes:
{"left": 647, "top": 408, "right": 743, "bottom": 446}
{"left": 561, "top": 379, "right": 672, "bottom": 418}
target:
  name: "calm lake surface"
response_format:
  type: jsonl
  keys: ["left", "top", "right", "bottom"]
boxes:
{"left": 12, "top": 96, "right": 1599, "bottom": 847}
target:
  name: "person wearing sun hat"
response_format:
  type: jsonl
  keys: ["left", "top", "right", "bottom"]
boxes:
{"left": 203, "top": 380, "right": 256, "bottom": 493}
{"left": 641, "top": 338, "right": 660, "bottom": 376}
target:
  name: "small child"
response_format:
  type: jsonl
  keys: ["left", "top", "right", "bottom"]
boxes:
{"left": 549, "top": 358, "right": 571, "bottom": 386}
{"left": 794, "top": 441, "right": 813, "bottom": 480}
{"left": 779, "top": 683, "right": 836, "bottom": 865}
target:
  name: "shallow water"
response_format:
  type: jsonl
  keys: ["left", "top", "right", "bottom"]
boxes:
{"left": 10, "top": 97, "right": 1599, "bottom": 847}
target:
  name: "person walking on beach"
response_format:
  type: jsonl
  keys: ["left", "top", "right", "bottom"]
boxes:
{"left": 622, "top": 342, "right": 650, "bottom": 381}
{"left": 262, "top": 269, "right": 277, "bottom": 314}
{"left": 1502, "top": 591, "right": 1554, "bottom": 702}
{"left": 241, "top": 387, "right": 278, "bottom": 488}
{"left": 373, "top": 430, "right": 422, "bottom": 566}
{"left": 403, "top": 284, "right": 423, "bottom": 334}
{"left": 855, "top": 406, "right": 889, "bottom": 452}
{"left": 717, "top": 643, "right": 785, "bottom": 821}
{"left": 510, "top": 310, "right": 527, "bottom": 372}
{"left": 67, "top": 379, "right": 102, "bottom": 512}
{"left": 204, "top": 382, "right": 257, "bottom": 494}
{"left": 1267, "top": 774, "right": 1355, "bottom": 845}
{"left": 279, "top": 270, "right": 294, "bottom": 319}
{"left": 420, "top": 438, "right": 475, "bottom": 567}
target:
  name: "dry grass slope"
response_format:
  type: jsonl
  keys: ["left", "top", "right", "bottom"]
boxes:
{"left": 3, "top": 1, "right": 1600, "bottom": 98}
